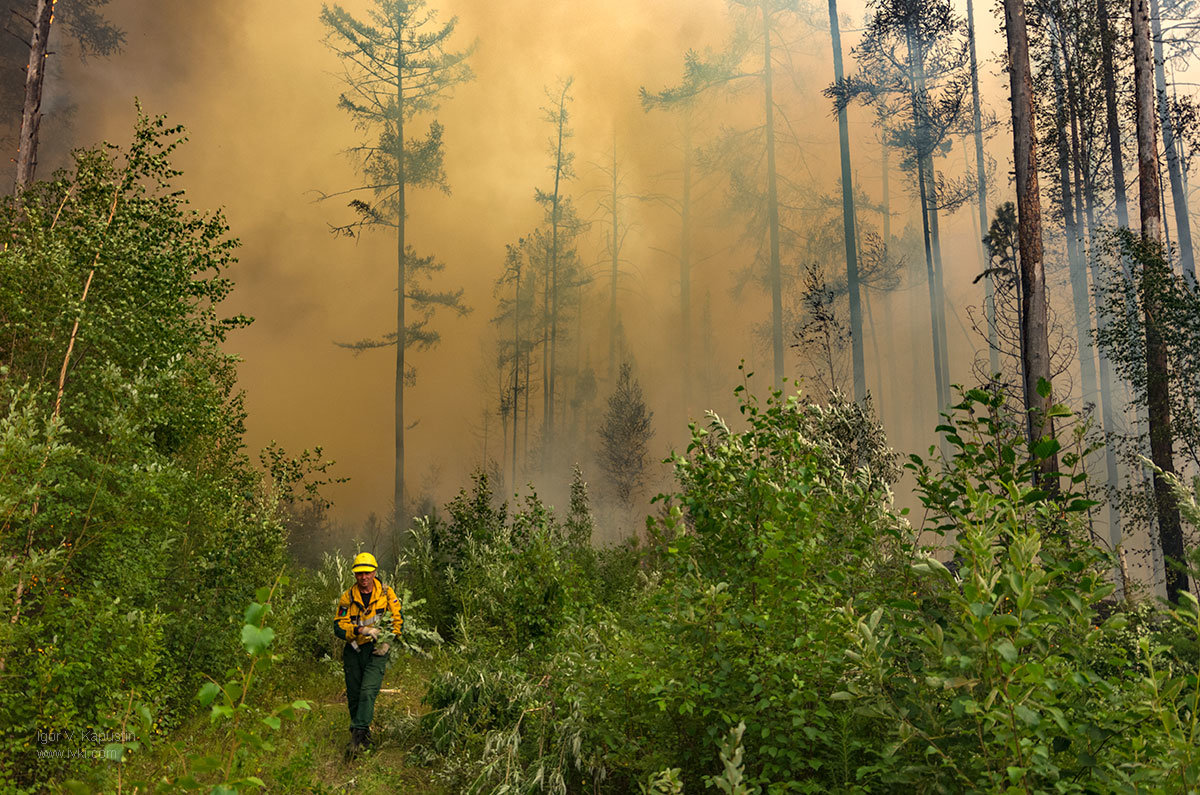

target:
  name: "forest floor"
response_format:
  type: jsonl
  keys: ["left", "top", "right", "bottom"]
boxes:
{"left": 84, "top": 654, "right": 450, "bottom": 795}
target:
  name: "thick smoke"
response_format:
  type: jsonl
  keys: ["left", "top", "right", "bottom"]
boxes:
{"left": 56, "top": 0, "right": 1031, "bottom": 545}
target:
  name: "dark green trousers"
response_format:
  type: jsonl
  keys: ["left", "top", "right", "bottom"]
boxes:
{"left": 343, "top": 644, "right": 388, "bottom": 730}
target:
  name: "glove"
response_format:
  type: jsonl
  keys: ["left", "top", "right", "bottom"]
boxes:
{"left": 372, "top": 642, "right": 391, "bottom": 656}
{"left": 359, "top": 626, "right": 381, "bottom": 641}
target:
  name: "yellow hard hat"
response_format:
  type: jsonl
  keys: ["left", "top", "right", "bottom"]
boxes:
{"left": 351, "top": 552, "right": 378, "bottom": 573}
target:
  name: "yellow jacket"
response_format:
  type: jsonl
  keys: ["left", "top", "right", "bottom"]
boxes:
{"left": 334, "top": 579, "right": 403, "bottom": 649}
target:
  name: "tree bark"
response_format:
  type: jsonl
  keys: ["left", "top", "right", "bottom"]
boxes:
{"left": 1004, "top": 0, "right": 1058, "bottom": 485}
{"left": 15, "top": 0, "right": 55, "bottom": 191}
{"left": 1132, "top": 0, "right": 1189, "bottom": 602}
{"left": 829, "top": 0, "right": 865, "bottom": 401}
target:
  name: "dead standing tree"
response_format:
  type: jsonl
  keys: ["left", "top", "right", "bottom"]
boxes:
{"left": 9, "top": 0, "right": 123, "bottom": 191}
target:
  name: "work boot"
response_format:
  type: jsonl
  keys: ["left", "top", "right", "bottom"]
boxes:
{"left": 344, "top": 728, "right": 366, "bottom": 761}
{"left": 360, "top": 727, "right": 373, "bottom": 750}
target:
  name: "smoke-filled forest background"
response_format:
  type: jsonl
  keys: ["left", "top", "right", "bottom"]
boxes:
{"left": 7, "top": 0, "right": 1200, "bottom": 791}
{"left": 28, "top": 0, "right": 1037, "bottom": 536}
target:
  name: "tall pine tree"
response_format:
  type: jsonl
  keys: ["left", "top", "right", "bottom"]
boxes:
{"left": 321, "top": 0, "right": 473, "bottom": 516}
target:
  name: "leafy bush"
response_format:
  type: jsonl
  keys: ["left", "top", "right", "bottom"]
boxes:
{"left": 0, "top": 112, "right": 290, "bottom": 789}
{"left": 415, "top": 382, "right": 1200, "bottom": 794}
{"left": 838, "top": 386, "right": 1200, "bottom": 792}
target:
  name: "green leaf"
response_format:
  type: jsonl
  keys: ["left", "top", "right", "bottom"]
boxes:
{"left": 104, "top": 742, "right": 125, "bottom": 762}
{"left": 1031, "top": 438, "right": 1061, "bottom": 460}
{"left": 1036, "top": 378, "right": 1052, "bottom": 398}
{"left": 255, "top": 586, "right": 271, "bottom": 603}
{"left": 261, "top": 715, "right": 281, "bottom": 731}
{"left": 241, "top": 623, "right": 275, "bottom": 656}
{"left": 244, "top": 601, "right": 268, "bottom": 626}
{"left": 1046, "top": 403, "right": 1072, "bottom": 418}
{"left": 1014, "top": 704, "right": 1040, "bottom": 726}
{"left": 994, "top": 639, "right": 1018, "bottom": 663}
{"left": 197, "top": 682, "right": 221, "bottom": 707}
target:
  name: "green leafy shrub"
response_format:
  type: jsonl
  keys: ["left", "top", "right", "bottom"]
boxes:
{"left": 0, "top": 112, "right": 289, "bottom": 790}
{"left": 414, "top": 381, "right": 1200, "bottom": 794}
{"left": 838, "top": 386, "right": 1200, "bottom": 792}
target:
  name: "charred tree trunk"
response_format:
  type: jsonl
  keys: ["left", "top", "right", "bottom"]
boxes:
{"left": 14, "top": 0, "right": 55, "bottom": 192}
{"left": 1004, "top": 0, "right": 1058, "bottom": 485}
{"left": 829, "top": 0, "right": 865, "bottom": 401}
{"left": 1132, "top": 0, "right": 1189, "bottom": 602}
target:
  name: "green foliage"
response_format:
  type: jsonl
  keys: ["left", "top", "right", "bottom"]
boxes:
{"left": 837, "top": 387, "right": 1199, "bottom": 792}
{"left": 416, "top": 383, "right": 906, "bottom": 792}
{"left": 412, "top": 381, "right": 1200, "bottom": 794}
{"left": 176, "top": 575, "right": 312, "bottom": 792}
{"left": 0, "top": 112, "right": 291, "bottom": 789}
{"left": 598, "top": 362, "right": 655, "bottom": 507}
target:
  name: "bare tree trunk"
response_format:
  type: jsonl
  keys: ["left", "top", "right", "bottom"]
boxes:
{"left": 1004, "top": 0, "right": 1058, "bottom": 485}
{"left": 512, "top": 260, "right": 521, "bottom": 494}
{"left": 680, "top": 121, "right": 693, "bottom": 409}
{"left": 1070, "top": 11, "right": 1126, "bottom": 572}
{"left": 968, "top": 0, "right": 1000, "bottom": 378}
{"left": 548, "top": 95, "right": 566, "bottom": 450}
{"left": 762, "top": 1, "right": 784, "bottom": 385}
{"left": 1149, "top": 0, "right": 1194, "bottom": 282}
{"left": 1099, "top": 0, "right": 1131, "bottom": 230}
{"left": 609, "top": 138, "right": 619, "bottom": 383}
{"left": 1132, "top": 0, "right": 1189, "bottom": 602}
{"left": 829, "top": 0, "right": 865, "bottom": 401}
{"left": 395, "top": 75, "right": 407, "bottom": 516}
{"left": 15, "top": 0, "right": 55, "bottom": 192}
{"left": 925, "top": 156, "right": 951, "bottom": 406}
{"left": 1051, "top": 39, "right": 1099, "bottom": 409}
{"left": 542, "top": 256, "right": 550, "bottom": 454}
{"left": 907, "top": 26, "right": 948, "bottom": 416}
{"left": 1101, "top": 0, "right": 1154, "bottom": 530}
{"left": 911, "top": 30, "right": 950, "bottom": 408}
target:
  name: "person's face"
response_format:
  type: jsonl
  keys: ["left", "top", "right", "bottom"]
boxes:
{"left": 355, "top": 569, "right": 376, "bottom": 593}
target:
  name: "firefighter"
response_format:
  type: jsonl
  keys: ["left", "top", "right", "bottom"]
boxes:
{"left": 334, "top": 551, "right": 403, "bottom": 758}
